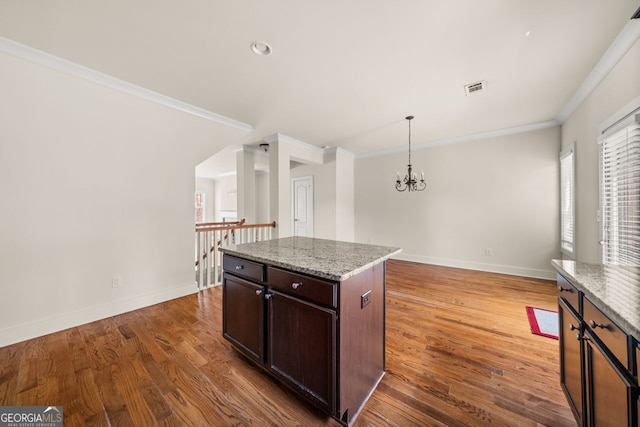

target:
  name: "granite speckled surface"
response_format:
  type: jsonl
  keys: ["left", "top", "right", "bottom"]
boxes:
{"left": 552, "top": 259, "right": 640, "bottom": 340}
{"left": 220, "top": 237, "right": 402, "bottom": 281}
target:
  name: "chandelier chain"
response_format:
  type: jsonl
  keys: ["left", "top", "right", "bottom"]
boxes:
{"left": 395, "top": 115, "right": 426, "bottom": 192}
{"left": 408, "top": 117, "right": 412, "bottom": 165}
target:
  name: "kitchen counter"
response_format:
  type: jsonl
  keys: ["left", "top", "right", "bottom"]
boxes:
{"left": 220, "top": 236, "right": 402, "bottom": 281}
{"left": 221, "top": 236, "right": 401, "bottom": 425}
{"left": 552, "top": 259, "right": 640, "bottom": 339}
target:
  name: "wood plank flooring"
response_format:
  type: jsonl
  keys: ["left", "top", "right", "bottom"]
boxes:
{"left": 0, "top": 260, "right": 575, "bottom": 426}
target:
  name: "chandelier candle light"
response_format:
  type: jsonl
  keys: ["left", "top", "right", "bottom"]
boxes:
{"left": 395, "top": 115, "right": 426, "bottom": 192}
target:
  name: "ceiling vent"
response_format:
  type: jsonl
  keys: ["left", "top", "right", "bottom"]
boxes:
{"left": 464, "top": 80, "right": 486, "bottom": 96}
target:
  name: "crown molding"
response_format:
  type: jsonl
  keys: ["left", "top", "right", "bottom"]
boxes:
{"left": 359, "top": 18, "right": 640, "bottom": 160}
{"left": 556, "top": 19, "right": 640, "bottom": 123}
{"left": 324, "top": 146, "right": 355, "bottom": 159}
{"left": 263, "top": 133, "right": 325, "bottom": 155}
{"left": 356, "top": 119, "right": 559, "bottom": 159}
{"left": 0, "top": 36, "right": 253, "bottom": 132}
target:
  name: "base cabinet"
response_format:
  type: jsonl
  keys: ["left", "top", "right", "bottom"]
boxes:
{"left": 222, "top": 254, "right": 385, "bottom": 426}
{"left": 585, "top": 330, "right": 635, "bottom": 427}
{"left": 557, "top": 273, "right": 639, "bottom": 427}
{"left": 268, "top": 290, "right": 336, "bottom": 414}
{"left": 222, "top": 274, "right": 265, "bottom": 364}
{"left": 559, "top": 298, "right": 584, "bottom": 425}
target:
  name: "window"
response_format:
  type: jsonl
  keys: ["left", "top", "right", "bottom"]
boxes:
{"left": 560, "top": 144, "right": 576, "bottom": 257}
{"left": 195, "top": 191, "right": 205, "bottom": 223}
{"left": 599, "top": 114, "right": 640, "bottom": 265}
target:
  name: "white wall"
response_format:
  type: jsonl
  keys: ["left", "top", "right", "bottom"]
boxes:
{"left": 255, "top": 171, "right": 270, "bottom": 223}
{"left": 355, "top": 126, "right": 561, "bottom": 279}
{"left": 291, "top": 162, "right": 333, "bottom": 239}
{"left": 195, "top": 178, "right": 216, "bottom": 222}
{"left": 290, "top": 148, "right": 355, "bottom": 241}
{"left": 216, "top": 174, "right": 238, "bottom": 220}
{"left": 561, "top": 38, "right": 640, "bottom": 263}
{"left": 0, "top": 52, "right": 247, "bottom": 346}
{"left": 334, "top": 148, "right": 355, "bottom": 242}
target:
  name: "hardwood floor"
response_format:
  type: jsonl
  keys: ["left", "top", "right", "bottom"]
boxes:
{"left": 0, "top": 260, "right": 575, "bottom": 426}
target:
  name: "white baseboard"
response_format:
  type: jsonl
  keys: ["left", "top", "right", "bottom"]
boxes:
{"left": 393, "top": 253, "right": 556, "bottom": 280}
{"left": 0, "top": 282, "right": 199, "bottom": 348}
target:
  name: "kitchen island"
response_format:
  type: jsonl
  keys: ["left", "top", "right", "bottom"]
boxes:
{"left": 220, "top": 237, "right": 401, "bottom": 426}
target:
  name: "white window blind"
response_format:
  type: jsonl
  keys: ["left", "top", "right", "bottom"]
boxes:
{"left": 560, "top": 144, "right": 576, "bottom": 257}
{"left": 599, "top": 115, "right": 640, "bottom": 265}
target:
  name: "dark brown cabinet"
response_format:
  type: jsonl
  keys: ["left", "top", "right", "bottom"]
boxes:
{"left": 222, "top": 253, "right": 386, "bottom": 426}
{"left": 268, "top": 290, "right": 336, "bottom": 413}
{"left": 559, "top": 297, "right": 584, "bottom": 425}
{"left": 557, "top": 273, "right": 639, "bottom": 427}
{"left": 584, "top": 328, "right": 636, "bottom": 427}
{"left": 222, "top": 273, "right": 265, "bottom": 364}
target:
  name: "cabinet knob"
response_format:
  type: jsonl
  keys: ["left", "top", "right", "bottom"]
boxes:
{"left": 589, "top": 320, "right": 605, "bottom": 329}
{"left": 558, "top": 286, "right": 571, "bottom": 292}
{"left": 292, "top": 282, "right": 302, "bottom": 290}
{"left": 265, "top": 293, "right": 273, "bottom": 300}
{"left": 235, "top": 265, "right": 244, "bottom": 270}
{"left": 569, "top": 324, "right": 577, "bottom": 331}
{"left": 576, "top": 334, "right": 581, "bottom": 341}
{"left": 255, "top": 289, "right": 263, "bottom": 296}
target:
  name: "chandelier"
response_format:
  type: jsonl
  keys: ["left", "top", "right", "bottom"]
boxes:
{"left": 395, "top": 115, "right": 426, "bottom": 192}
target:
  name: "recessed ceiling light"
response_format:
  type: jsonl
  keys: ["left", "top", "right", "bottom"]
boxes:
{"left": 250, "top": 41, "right": 272, "bottom": 56}
{"left": 525, "top": 31, "right": 531, "bottom": 37}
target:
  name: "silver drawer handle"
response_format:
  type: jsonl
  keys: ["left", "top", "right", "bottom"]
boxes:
{"left": 558, "top": 286, "right": 571, "bottom": 292}
{"left": 255, "top": 289, "right": 263, "bottom": 296}
{"left": 589, "top": 320, "right": 605, "bottom": 329}
{"left": 235, "top": 265, "right": 244, "bottom": 270}
{"left": 292, "top": 282, "right": 302, "bottom": 290}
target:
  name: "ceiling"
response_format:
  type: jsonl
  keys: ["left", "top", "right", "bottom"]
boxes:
{"left": 1, "top": 1, "right": 638, "bottom": 177}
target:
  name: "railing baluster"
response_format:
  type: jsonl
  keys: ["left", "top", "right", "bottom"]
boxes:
{"left": 197, "top": 231, "right": 204, "bottom": 290}
{"left": 195, "top": 219, "right": 276, "bottom": 289}
{"left": 210, "top": 230, "right": 217, "bottom": 287}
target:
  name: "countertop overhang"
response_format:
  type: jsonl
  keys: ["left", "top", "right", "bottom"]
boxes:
{"left": 220, "top": 236, "right": 402, "bottom": 281}
{"left": 552, "top": 259, "right": 640, "bottom": 339}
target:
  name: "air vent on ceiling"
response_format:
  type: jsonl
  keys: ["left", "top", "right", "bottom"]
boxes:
{"left": 464, "top": 80, "right": 486, "bottom": 96}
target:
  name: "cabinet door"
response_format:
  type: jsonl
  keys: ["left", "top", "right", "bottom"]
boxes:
{"left": 585, "top": 330, "right": 634, "bottom": 427}
{"left": 559, "top": 298, "right": 584, "bottom": 426}
{"left": 222, "top": 273, "right": 265, "bottom": 363}
{"left": 267, "top": 290, "right": 336, "bottom": 415}
{"left": 637, "top": 344, "right": 639, "bottom": 427}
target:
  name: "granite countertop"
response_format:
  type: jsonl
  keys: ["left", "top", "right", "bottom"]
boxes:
{"left": 220, "top": 236, "right": 402, "bottom": 281}
{"left": 552, "top": 259, "right": 640, "bottom": 340}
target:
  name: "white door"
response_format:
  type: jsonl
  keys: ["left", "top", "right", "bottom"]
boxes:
{"left": 292, "top": 176, "right": 314, "bottom": 237}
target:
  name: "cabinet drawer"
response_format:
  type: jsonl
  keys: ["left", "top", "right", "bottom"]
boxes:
{"left": 557, "top": 273, "right": 580, "bottom": 314}
{"left": 268, "top": 267, "right": 337, "bottom": 309}
{"left": 583, "top": 296, "right": 628, "bottom": 368}
{"left": 223, "top": 255, "right": 266, "bottom": 283}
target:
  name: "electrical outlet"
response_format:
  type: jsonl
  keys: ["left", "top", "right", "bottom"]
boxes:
{"left": 112, "top": 275, "right": 122, "bottom": 288}
{"left": 361, "top": 290, "right": 372, "bottom": 308}
{"left": 485, "top": 248, "right": 493, "bottom": 256}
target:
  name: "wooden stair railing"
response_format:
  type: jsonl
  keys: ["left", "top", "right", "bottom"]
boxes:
{"left": 196, "top": 218, "right": 245, "bottom": 229}
{"left": 195, "top": 220, "right": 277, "bottom": 289}
{"left": 195, "top": 219, "right": 245, "bottom": 266}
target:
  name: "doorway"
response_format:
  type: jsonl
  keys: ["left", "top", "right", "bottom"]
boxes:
{"left": 292, "top": 176, "right": 314, "bottom": 237}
